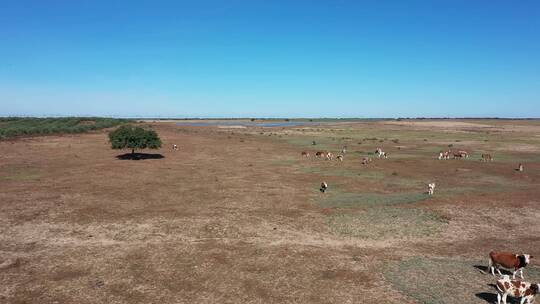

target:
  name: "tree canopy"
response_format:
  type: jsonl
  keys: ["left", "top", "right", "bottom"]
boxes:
{"left": 108, "top": 125, "right": 161, "bottom": 154}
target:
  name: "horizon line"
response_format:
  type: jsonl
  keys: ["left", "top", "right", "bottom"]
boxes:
{"left": 1, "top": 116, "right": 540, "bottom": 120}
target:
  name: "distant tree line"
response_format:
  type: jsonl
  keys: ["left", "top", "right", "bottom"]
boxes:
{"left": 0, "top": 117, "right": 130, "bottom": 139}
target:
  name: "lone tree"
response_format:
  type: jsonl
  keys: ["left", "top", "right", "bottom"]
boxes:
{"left": 109, "top": 125, "right": 162, "bottom": 155}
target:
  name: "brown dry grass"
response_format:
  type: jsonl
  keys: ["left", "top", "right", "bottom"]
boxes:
{"left": 1, "top": 120, "right": 540, "bottom": 303}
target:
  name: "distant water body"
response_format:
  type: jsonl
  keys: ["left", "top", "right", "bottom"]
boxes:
{"left": 175, "top": 121, "right": 320, "bottom": 127}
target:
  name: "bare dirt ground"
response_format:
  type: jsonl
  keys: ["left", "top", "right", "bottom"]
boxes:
{"left": 1, "top": 120, "right": 540, "bottom": 303}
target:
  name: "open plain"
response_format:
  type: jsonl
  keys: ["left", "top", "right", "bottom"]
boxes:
{"left": 1, "top": 119, "right": 540, "bottom": 303}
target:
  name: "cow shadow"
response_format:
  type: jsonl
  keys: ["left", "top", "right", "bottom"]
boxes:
{"left": 475, "top": 292, "right": 497, "bottom": 303}
{"left": 116, "top": 153, "right": 164, "bottom": 160}
{"left": 474, "top": 265, "right": 512, "bottom": 276}
{"left": 476, "top": 284, "right": 499, "bottom": 303}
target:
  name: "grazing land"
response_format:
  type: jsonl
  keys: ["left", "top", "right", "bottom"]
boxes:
{"left": 1, "top": 119, "right": 540, "bottom": 303}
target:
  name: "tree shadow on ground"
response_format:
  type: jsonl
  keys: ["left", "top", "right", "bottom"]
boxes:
{"left": 116, "top": 153, "right": 164, "bottom": 160}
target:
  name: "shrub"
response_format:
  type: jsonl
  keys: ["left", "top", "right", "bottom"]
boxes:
{"left": 0, "top": 117, "right": 128, "bottom": 139}
{"left": 108, "top": 125, "right": 161, "bottom": 154}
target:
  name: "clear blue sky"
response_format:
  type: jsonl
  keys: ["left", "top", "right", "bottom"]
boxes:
{"left": 1, "top": 1, "right": 539, "bottom": 118}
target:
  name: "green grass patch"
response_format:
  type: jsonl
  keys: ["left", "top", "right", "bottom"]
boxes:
{"left": 301, "top": 166, "right": 386, "bottom": 179}
{"left": 302, "top": 166, "right": 422, "bottom": 189}
{"left": 383, "top": 257, "right": 540, "bottom": 304}
{"left": 270, "top": 159, "right": 298, "bottom": 166}
{"left": 318, "top": 190, "right": 430, "bottom": 208}
{"left": 328, "top": 207, "right": 446, "bottom": 239}
{"left": 0, "top": 165, "right": 40, "bottom": 181}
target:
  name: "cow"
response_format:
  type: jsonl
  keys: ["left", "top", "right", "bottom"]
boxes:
{"left": 496, "top": 275, "right": 539, "bottom": 304}
{"left": 326, "top": 152, "right": 334, "bottom": 160}
{"left": 458, "top": 150, "right": 469, "bottom": 158}
{"left": 482, "top": 153, "right": 493, "bottom": 162}
{"left": 341, "top": 147, "right": 347, "bottom": 154}
{"left": 453, "top": 152, "right": 464, "bottom": 159}
{"left": 427, "top": 183, "right": 436, "bottom": 195}
{"left": 376, "top": 148, "right": 388, "bottom": 159}
{"left": 336, "top": 155, "right": 343, "bottom": 162}
{"left": 172, "top": 144, "right": 178, "bottom": 150}
{"left": 315, "top": 151, "right": 326, "bottom": 158}
{"left": 361, "top": 157, "right": 372, "bottom": 165}
{"left": 489, "top": 251, "right": 533, "bottom": 279}
{"left": 320, "top": 182, "right": 328, "bottom": 193}
{"left": 438, "top": 150, "right": 451, "bottom": 160}
{"left": 301, "top": 151, "right": 310, "bottom": 158}
{"left": 519, "top": 163, "right": 524, "bottom": 172}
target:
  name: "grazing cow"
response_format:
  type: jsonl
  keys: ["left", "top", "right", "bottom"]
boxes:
{"left": 172, "top": 144, "right": 178, "bottom": 150}
{"left": 453, "top": 152, "right": 464, "bottom": 159}
{"left": 482, "top": 153, "right": 493, "bottom": 162}
{"left": 326, "top": 152, "right": 334, "bottom": 160}
{"left": 315, "top": 151, "right": 326, "bottom": 158}
{"left": 496, "top": 275, "right": 539, "bottom": 304}
{"left": 427, "top": 183, "right": 436, "bottom": 195}
{"left": 438, "top": 150, "right": 451, "bottom": 160}
{"left": 341, "top": 147, "right": 347, "bottom": 154}
{"left": 361, "top": 157, "right": 372, "bottom": 165}
{"left": 489, "top": 251, "right": 533, "bottom": 279}
{"left": 301, "top": 151, "right": 310, "bottom": 158}
{"left": 336, "top": 155, "right": 343, "bottom": 162}
{"left": 320, "top": 182, "right": 328, "bottom": 193}
{"left": 376, "top": 148, "right": 388, "bottom": 159}
{"left": 458, "top": 150, "right": 469, "bottom": 158}
{"left": 519, "top": 163, "right": 524, "bottom": 172}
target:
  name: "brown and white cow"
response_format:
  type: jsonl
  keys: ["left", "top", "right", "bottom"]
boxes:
{"left": 315, "top": 151, "right": 326, "bottom": 158}
{"left": 427, "top": 183, "right": 436, "bottom": 195}
{"left": 336, "top": 155, "right": 343, "bottom": 162}
{"left": 301, "top": 151, "right": 310, "bottom": 158}
{"left": 482, "top": 153, "right": 493, "bottom": 162}
{"left": 320, "top": 182, "right": 328, "bottom": 193}
{"left": 458, "top": 150, "right": 469, "bottom": 158}
{"left": 376, "top": 148, "right": 388, "bottom": 159}
{"left": 172, "top": 144, "right": 178, "bottom": 150}
{"left": 519, "top": 163, "right": 524, "bottom": 172}
{"left": 326, "top": 152, "right": 334, "bottom": 160}
{"left": 496, "top": 275, "right": 539, "bottom": 304}
{"left": 437, "top": 150, "right": 451, "bottom": 160}
{"left": 361, "top": 157, "right": 372, "bottom": 165}
{"left": 489, "top": 251, "right": 533, "bottom": 279}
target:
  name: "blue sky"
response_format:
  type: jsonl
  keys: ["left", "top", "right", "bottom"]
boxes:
{"left": 1, "top": 0, "right": 539, "bottom": 118}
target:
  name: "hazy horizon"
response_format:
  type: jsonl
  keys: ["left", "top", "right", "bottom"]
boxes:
{"left": 1, "top": 1, "right": 539, "bottom": 118}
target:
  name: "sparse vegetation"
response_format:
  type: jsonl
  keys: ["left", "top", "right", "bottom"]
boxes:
{"left": 4, "top": 119, "right": 540, "bottom": 303}
{"left": 318, "top": 191, "right": 429, "bottom": 208}
{"left": 383, "top": 257, "right": 540, "bottom": 303}
{"left": 328, "top": 207, "right": 446, "bottom": 239}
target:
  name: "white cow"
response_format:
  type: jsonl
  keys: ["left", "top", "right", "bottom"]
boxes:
{"left": 427, "top": 183, "right": 436, "bottom": 195}
{"left": 376, "top": 148, "right": 388, "bottom": 159}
